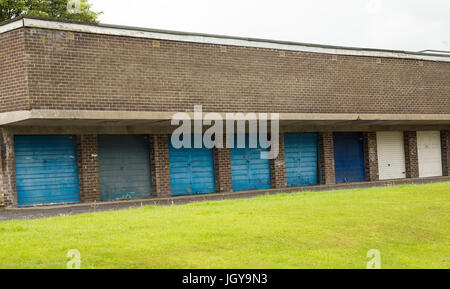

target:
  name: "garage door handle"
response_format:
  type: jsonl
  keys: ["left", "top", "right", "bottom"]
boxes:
{"left": 43, "top": 160, "right": 48, "bottom": 164}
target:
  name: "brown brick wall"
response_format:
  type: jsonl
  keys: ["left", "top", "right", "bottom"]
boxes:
{"left": 319, "top": 132, "right": 336, "bottom": 184}
{"left": 77, "top": 135, "right": 101, "bottom": 202}
{"left": 150, "top": 134, "right": 171, "bottom": 197}
{"left": 404, "top": 131, "right": 419, "bottom": 178}
{"left": 0, "top": 29, "right": 29, "bottom": 113}
{"left": 270, "top": 134, "right": 287, "bottom": 189}
{"left": 2, "top": 23, "right": 450, "bottom": 208}
{"left": 442, "top": 131, "right": 450, "bottom": 176}
{"left": 19, "top": 27, "right": 450, "bottom": 114}
{"left": 0, "top": 128, "right": 17, "bottom": 206}
{"left": 364, "top": 132, "right": 379, "bottom": 181}
{"left": 213, "top": 147, "right": 233, "bottom": 193}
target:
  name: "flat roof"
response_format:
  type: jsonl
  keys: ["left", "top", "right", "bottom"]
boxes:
{"left": 2, "top": 15, "right": 450, "bottom": 63}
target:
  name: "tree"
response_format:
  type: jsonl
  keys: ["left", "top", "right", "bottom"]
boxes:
{"left": 0, "top": 0, "right": 102, "bottom": 23}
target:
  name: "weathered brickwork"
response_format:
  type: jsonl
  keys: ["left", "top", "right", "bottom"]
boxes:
{"left": 1, "top": 19, "right": 450, "bottom": 208}
{"left": 404, "top": 131, "right": 419, "bottom": 178}
{"left": 0, "top": 128, "right": 16, "bottom": 207}
{"left": 77, "top": 135, "right": 101, "bottom": 202}
{"left": 0, "top": 139, "right": 3, "bottom": 207}
{"left": 0, "top": 29, "right": 29, "bottom": 113}
{"left": 17, "top": 27, "right": 450, "bottom": 114}
{"left": 319, "top": 132, "right": 335, "bottom": 185}
{"left": 150, "top": 134, "right": 171, "bottom": 197}
{"left": 270, "top": 134, "right": 287, "bottom": 189}
{"left": 213, "top": 147, "right": 233, "bottom": 193}
{"left": 364, "top": 132, "right": 379, "bottom": 181}
{"left": 442, "top": 131, "right": 450, "bottom": 176}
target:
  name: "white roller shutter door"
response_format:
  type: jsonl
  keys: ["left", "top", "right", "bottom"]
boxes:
{"left": 417, "top": 131, "right": 443, "bottom": 178}
{"left": 376, "top": 131, "right": 406, "bottom": 180}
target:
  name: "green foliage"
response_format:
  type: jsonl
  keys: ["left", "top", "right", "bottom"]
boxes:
{"left": 0, "top": 0, "right": 101, "bottom": 23}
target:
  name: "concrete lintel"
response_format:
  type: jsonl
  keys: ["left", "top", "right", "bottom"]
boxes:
{"left": 6, "top": 124, "right": 450, "bottom": 135}
{"left": 0, "top": 111, "right": 31, "bottom": 126}
{"left": 1, "top": 110, "right": 450, "bottom": 126}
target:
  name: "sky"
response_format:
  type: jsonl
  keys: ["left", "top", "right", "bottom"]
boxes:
{"left": 89, "top": 0, "right": 450, "bottom": 52}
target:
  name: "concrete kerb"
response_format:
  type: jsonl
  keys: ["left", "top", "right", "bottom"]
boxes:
{"left": 1, "top": 176, "right": 449, "bottom": 221}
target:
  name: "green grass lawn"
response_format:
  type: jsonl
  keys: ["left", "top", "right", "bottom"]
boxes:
{"left": 0, "top": 182, "right": 449, "bottom": 269}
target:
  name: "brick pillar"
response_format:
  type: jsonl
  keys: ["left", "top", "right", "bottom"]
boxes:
{"left": 319, "top": 132, "right": 336, "bottom": 185}
{"left": 0, "top": 128, "right": 16, "bottom": 207}
{"left": 150, "top": 134, "right": 171, "bottom": 197}
{"left": 77, "top": 135, "right": 101, "bottom": 202}
{"left": 213, "top": 147, "right": 233, "bottom": 193}
{"left": 442, "top": 131, "right": 450, "bottom": 176}
{"left": 404, "top": 131, "right": 419, "bottom": 178}
{"left": 270, "top": 133, "right": 286, "bottom": 189}
{"left": 0, "top": 138, "right": 3, "bottom": 207}
{"left": 364, "top": 132, "right": 379, "bottom": 181}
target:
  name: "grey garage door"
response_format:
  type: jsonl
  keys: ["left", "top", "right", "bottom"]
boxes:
{"left": 98, "top": 135, "right": 152, "bottom": 201}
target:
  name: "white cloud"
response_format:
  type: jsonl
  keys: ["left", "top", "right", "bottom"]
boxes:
{"left": 90, "top": 0, "right": 450, "bottom": 52}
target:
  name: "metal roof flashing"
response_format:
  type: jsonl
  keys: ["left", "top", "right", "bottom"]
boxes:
{"left": 1, "top": 16, "right": 450, "bottom": 63}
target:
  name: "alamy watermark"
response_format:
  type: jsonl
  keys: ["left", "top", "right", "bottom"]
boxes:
{"left": 171, "top": 105, "right": 280, "bottom": 159}
{"left": 67, "top": 0, "right": 81, "bottom": 14}
{"left": 366, "top": 249, "right": 381, "bottom": 269}
{"left": 67, "top": 249, "right": 81, "bottom": 269}
{"left": 365, "top": 0, "right": 382, "bottom": 15}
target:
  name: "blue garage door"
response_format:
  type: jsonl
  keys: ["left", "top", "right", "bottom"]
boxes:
{"left": 169, "top": 135, "right": 215, "bottom": 196}
{"left": 98, "top": 135, "right": 152, "bottom": 201}
{"left": 230, "top": 134, "right": 271, "bottom": 191}
{"left": 333, "top": 132, "right": 366, "bottom": 183}
{"left": 15, "top": 135, "right": 80, "bottom": 207}
{"left": 284, "top": 133, "right": 318, "bottom": 187}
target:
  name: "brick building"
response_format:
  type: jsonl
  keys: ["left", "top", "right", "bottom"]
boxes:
{"left": 0, "top": 16, "right": 449, "bottom": 207}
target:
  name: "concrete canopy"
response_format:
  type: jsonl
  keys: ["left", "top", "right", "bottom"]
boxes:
{"left": 2, "top": 110, "right": 450, "bottom": 134}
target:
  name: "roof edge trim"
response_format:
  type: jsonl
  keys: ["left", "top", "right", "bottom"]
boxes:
{"left": 1, "top": 17, "right": 450, "bottom": 62}
{"left": 0, "top": 18, "right": 23, "bottom": 34}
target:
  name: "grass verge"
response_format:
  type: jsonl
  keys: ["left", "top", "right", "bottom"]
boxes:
{"left": 0, "top": 182, "right": 449, "bottom": 268}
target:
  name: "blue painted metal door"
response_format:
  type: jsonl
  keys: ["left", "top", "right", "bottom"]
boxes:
{"left": 230, "top": 134, "right": 271, "bottom": 191}
{"left": 15, "top": 135, "right": 80, "bottom": 207}
{"left": 98, "top": 135, "right": 152, "bottom": 201}
{"left": 169, "top": 135, "right": 215, "bottom": 196}
{"left": 284, "top": 133, "right": 318, "bottom": 187}
{"left": 333, "top": 132, "right": 366, "bottom": 183}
